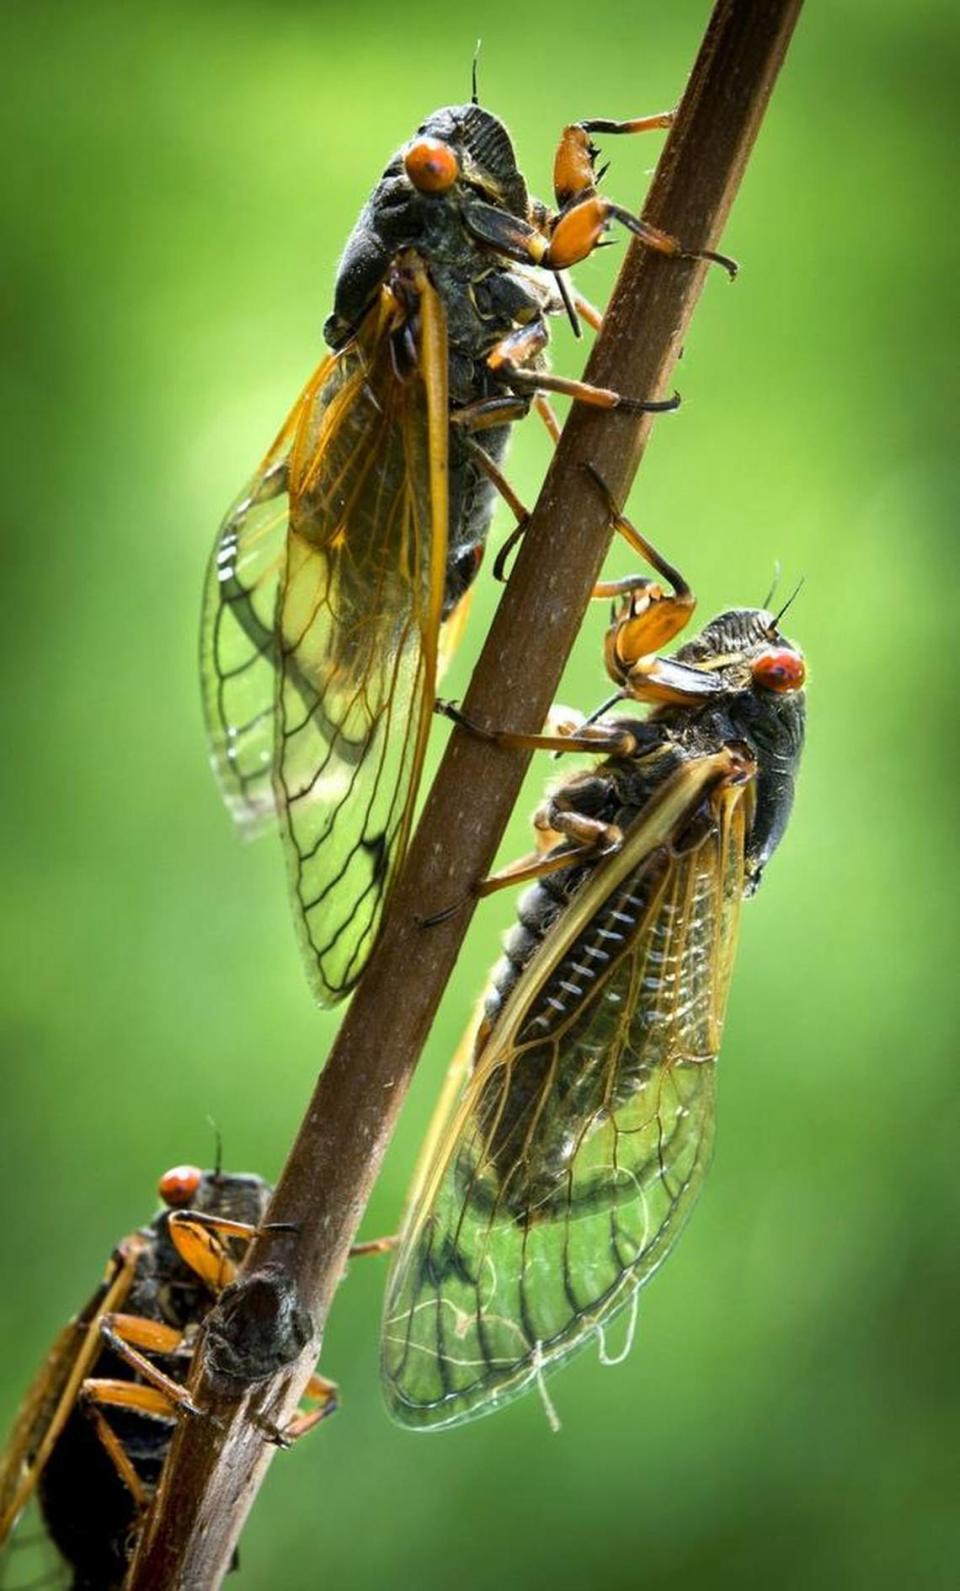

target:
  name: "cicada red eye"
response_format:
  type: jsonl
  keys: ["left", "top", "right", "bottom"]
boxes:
{"left": 404, "top": 137, "right": 459, "bottom": 193}
{"left": 752, "top": 647, "right": 806, "bottom": 693}
{"left": 158, "top": 1165, "right": 203, "bottom": 1207}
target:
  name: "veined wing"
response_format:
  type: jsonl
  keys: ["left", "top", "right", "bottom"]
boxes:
{"left": 382, "top": 749, "right": 752, "bottom": 1429}
{"left": 201, "top": 257, "right": 450, "bottom": 1003}
{"left": 201, "top": 360, "right": 332, "bottom": 834}
{"left": 275, "top": 261, "right": 449, "bottom": 1004}
{"left": 0, "top": 1321, "right": 83, "bottom": 1554}
{"left": 0, "top": 1239, "right": 144, "bottom": 1546}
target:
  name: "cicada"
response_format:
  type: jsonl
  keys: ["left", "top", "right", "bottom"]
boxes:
{"left": 202, "top": 97, "right": 734, "bottom": 1006}
{"left": 0, "top": 1164, "right": 336, "bottom": 1588}
{"left": 381, "top": 485, "right": 806, "bottom": 1429}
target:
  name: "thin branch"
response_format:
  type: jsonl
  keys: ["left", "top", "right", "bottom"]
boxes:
{"left": 127, "top": 4, "right": 804, "bottom": 1584}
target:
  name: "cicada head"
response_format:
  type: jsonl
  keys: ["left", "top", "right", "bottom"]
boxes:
{"left": 327, "top": 103, "right": 529, "bottom": 347}
{"left": 407, "top": 103, "right": 529, "bottom": 217}
{"left": 152, "top": 1165, "right": 274, "bottom": 1309}
{"left": 157, "top": 1164, "right": 273, "bottom": 1227}
{"left": 673, "top": 607, "right": 806, "bottom": 890}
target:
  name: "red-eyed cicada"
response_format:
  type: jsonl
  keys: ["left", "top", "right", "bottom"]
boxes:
{"left": 381, "top": 486, "right": 805, "bottom": 1428}
{"left": 0, "top": 1165, "right": 340, "bottom": 1587}
{"left": 201, "top": 100, "right": 734, "bottom": 1006}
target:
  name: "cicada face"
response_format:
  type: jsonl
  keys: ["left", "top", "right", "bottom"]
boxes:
{"left": 410, "top": 102, "right": 530, "bottom": 214}
{"left": 663, "top": 606, "right": 807, "bottom": 886}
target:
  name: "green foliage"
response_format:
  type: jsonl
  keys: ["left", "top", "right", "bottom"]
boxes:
{"left": 0, "top": 2, "right": 956, "bottom": 1586}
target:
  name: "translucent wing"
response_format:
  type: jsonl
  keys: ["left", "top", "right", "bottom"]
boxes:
{"left": 202, "top": 259, "right": 449, "bottom": 1003}
{"left": 0, "top": 1241, "right": 142, "bottom": 1546}
{"left": 382, "top": 751, "right": 751, "bottom": 1429}
{"left": 201, "top": 361, "right": 333, "bottom": 834}
{"left": 276, "top": 265, "right": 448, "bottom": 1002}
{"left": 0, "top": 1322, "right": 83, "bottom": 1547}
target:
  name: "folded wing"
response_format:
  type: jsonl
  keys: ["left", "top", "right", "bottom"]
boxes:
{"left": 201, "top": 263, "right": 450, "bottom": 1003}
{"left": 383, "top": 752, "right": 750, "bottom": 1428}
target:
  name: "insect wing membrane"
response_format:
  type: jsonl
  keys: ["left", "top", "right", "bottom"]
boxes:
{"left": 201, "top": 361, "right": 331, "bottom": 834}
{"left": 0, "top": 1322, "right": 83, "bottom": 1549}
{"left": 275, "top": 273, "right": 448, "bottom": 1003}
{"left": 202, "top": 267, "right": 450, "bottom": 1004}
{"left": 382, "top": 755, "right": 749, "bottom": 1428}
{"left": 0, "top": 1240, "right": 143, "bottom": 1549}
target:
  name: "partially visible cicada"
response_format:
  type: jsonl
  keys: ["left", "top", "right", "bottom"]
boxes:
{"left": 0, "top": 1164, "right": 337, "bottom": 1588}
{"left": 382, "top": 483, "right": 805, "bottom": 1429}
{"left": 202, "top": 97, "right": 733, "bottom": 1005}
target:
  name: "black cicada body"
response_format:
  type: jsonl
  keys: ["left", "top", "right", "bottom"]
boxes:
{"left": 0, "top": 1166, "right": 333, "bottom": 1587}
{"left": 382, "top": 495, "right": 805, "bottom": 1429}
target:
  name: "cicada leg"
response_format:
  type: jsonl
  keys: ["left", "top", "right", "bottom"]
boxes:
{"left": 489, "top": 320, "right": 680, "bottom": 416}
{"left": 170, "top": 1209, "right": 393, "bottom": 1284}
{"left": 419, "top": 797, "right": 624, "bottom": 927}
{"left": 450, "top": 400, "right": 536, "bottom": 584}
{"left": 262, "top": 1372, "right": 341, "bottom": 1449}
{"left": 435, "top": 698, "right": 638, "bottom": 759}
{"left": 451, "top": 395, "right": 531, "bottom": 434}
{"left": 550, "top": 117, "right": 737, "bottom": 278}
{"left": 565, "top": 286, "right": 603, "bottom": 335}
{"left": 93, "top": 1315, "right": 200, "bottom": 1415}
{"left": 74, "top": 1311, "right": 206, "bottom": 1506}
{"left": 421, "top": 705, "right": 636, "bottom": 925}
{"left": 492, "top": 436, "right": 695, "bottom": 588}
{"left": 460, "top": 435, "right": 530, "bottom": 532}
{"left": 547, "top": 195, "right": 738, "bottom": 277}
{"left": 574, "top": 466, "right": 728, "bottom": 707}
{"left": 533, "top": 391, "right": 562, "bottom": 442}
{"left": 346, "top": 1235, "right": 397, "bottom": 1258}
{"left": 420, "top": 844, "right": 596, "bottom": 927}
{"left": 166, "top": 1211, "right": 253, "bottom": 1293}
{"left": 79, "top": 1385, "right": 176, "bottom": 1508}
{"left": 480, "top": 783, "right": 630, "bottom": 900}
{"left": 553, "top": 113, "right": 676, "bottom": 213}
{"left": 475, "top": 839, "right": 611, "bottom": 899}
{"left": 581, "top": 463, "right": 697, "bottom": 662}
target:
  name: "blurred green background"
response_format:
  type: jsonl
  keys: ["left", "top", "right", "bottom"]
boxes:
{"left": 1, "top": 0, "right": 957, "bottom": 1586}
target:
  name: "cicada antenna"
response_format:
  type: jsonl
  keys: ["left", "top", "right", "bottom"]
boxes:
{"left": 471, "top": 40, "right": 482, "bottom": 105}
{"left": 761, "top": 559, "right": 781, "bottom": 611}
{"left": 582, "top": 688, "right": 625, "bottom": 730}
{"left": 770, "top": 574, "right": 805, "bottom": 630}
{"left": 207, "top": 1116, "right": 224, "bottom": 1182}
{"left": 549, "top": 688, "right": 625, "bottom": 760}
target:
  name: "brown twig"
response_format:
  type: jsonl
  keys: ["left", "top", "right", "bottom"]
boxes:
{"left": 126, "top": 4, "right": 804, "bottom": 1584}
